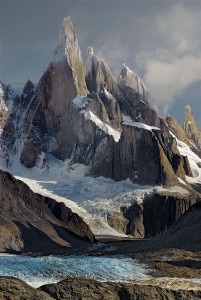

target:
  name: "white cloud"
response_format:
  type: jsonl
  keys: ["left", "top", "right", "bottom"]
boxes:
{"left": 138, "top": 4, "right": 201, "bottom": 115}
{"left": 93, "top": 33, "right": 129, "bottom": 77}
{"left": 145, "top": 56, "right": 201, "bottom": 114}
{"left": 156, "top": 4, "right": 201, "bottom": 53}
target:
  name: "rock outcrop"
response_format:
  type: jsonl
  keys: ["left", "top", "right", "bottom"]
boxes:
{"left": 39, "top": 277, "right": 201, "bottom": 300}
{"left": 0, "top": 82, "right": 15, "bottom": 134}
{"left": 143, "top": 190, "right": 199, "bottom": 237}
{"left": 184, "top": 105, "right": 201, "bottom": 157}
{"left": 150, "top": 201, "right": 201, "bottom": 251}
{"left": 108, "top": 188, "right": 199, "bottom": 238}
{"left": 0, "top": 169, "right": 95, "bottom": 252}
{"left": 166, "top": 106, "right": 201, "bottom": 158}
{"left": 1, "top": 276, "right": 201, "bottom": 300}
{"left": 0, "top": 277, "right": 52, "bottom": 300}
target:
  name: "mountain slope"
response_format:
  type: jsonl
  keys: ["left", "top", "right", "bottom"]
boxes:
{"left": 0, "top": 169, "right": 94, "bottom": 252}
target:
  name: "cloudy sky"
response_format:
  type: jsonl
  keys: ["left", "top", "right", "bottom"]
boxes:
{"left": 0, "top": 0, "right": 201, "bottom": 126}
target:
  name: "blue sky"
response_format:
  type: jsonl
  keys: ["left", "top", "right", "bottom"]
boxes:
{"left": 0, "top": 0, "right": 200, "bottom": 126}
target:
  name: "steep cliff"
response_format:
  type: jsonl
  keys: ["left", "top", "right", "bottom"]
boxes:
{"left": 184, "top": 105, "right": 201, "bottom": 157}
{"left": 0, "top": 169, "right": 95, "bottom": 252}
{"left": 166, "top": 106, "right": 201, "bottom": 158}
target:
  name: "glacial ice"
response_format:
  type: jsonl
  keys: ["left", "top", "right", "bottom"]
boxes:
{"left": 0, "top": 254, "right": 150, "bottom": 287}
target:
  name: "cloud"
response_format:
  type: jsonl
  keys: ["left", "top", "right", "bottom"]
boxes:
{"left": 137, "top": 4, "right": 201, "bottom": 115}
{"left": 93, "top": 33, "right": 129, "bottom": 76}
{"left": 155, "top": 4, "right": 201, "bottom": 53}
{"left": 145, "top": 56, "right": 201, "bottom": 114}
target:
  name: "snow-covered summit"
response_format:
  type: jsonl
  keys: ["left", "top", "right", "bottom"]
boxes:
{"left": 59, "top": 16, "right": 78, "bottom": 50}
{"left": 53, "top": 16, "right": 81, "bottom": 63}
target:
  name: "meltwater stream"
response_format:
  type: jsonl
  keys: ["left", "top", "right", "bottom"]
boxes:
{"left": 0, "top": 254, "right": 150, "bottom": 287}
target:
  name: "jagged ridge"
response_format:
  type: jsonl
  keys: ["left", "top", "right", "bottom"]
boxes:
{"left": 0, "top": 17, "right": 199, "bottom": 188}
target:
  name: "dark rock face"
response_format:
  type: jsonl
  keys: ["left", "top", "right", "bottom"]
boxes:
{"left": 108, "top": 190, "right": 199, "bottom": 238}
{"left": 121, "top": 202, "right": 144, "bottom": 238}
{"left": 88, "top": 125, "right": 180, "bottom": 186}
{"left": 43, "top": 197, "right": 94, "bottom": 242}
{"left": 39, "top": 277, "right": 201, "bottom": 300}
{"left": 143, "top": 191, "right": 198, "bottom": 237}
{"left": 0, "top": 169, "right": 95, "bottom": 252}
{"left": 150, "top": 201, "right": 201, "bottom": 251}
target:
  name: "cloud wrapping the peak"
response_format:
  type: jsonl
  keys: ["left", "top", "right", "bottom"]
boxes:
{"left": 145, "top": 56, "right": 201, "bottom": 114}
{"left": 139, "top": 4, "right": 201, "bottom": 115}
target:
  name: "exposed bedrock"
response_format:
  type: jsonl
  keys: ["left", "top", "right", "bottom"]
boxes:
{"left": 0, "top": 169, "right": 95, "bottom": 252}
{"left": 108, "top": 190, "right": 200, "bottom": 238}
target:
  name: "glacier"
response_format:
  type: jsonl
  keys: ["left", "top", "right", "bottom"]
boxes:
{"left": 0, "top": 254, "right": 150, "bottom": 287}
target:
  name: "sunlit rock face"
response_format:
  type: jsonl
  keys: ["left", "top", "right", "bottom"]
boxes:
{"left": 184, "top": 105, "right": 201, "bottom": 157}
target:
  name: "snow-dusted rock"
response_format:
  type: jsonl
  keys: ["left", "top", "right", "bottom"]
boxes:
{"left": 0, "top": 17, "right": 194, "bottom": 187}
{"left": 166, "top": 107, "right": 201, "bottom": 158}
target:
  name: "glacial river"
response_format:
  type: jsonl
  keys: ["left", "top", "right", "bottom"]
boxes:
{"left": 0, "top": 254, "right": 150, "bottom": 287}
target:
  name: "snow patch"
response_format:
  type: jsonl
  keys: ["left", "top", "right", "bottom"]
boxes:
{"left": 84, "top": 110, "right": 121, "bottom": 142}
{"left": 73, "top": 95, "right": 90, "bottom": 109}
{"left": 103, "top": 88, "right": 114, "bottom": 100}
{"left": 122, "top": 115, "right": 160, "bottom": 132}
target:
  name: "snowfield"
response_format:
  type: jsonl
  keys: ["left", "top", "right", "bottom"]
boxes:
{"left": 0, "top": 150, "right": 193, "bottom": 238}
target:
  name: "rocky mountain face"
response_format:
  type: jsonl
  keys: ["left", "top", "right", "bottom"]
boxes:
{"left": 0, "top": 17, "right": 194, "bottom": 187}
{"left": 0, "top": 82, "right": 15, "bottom": 135}
{"left": 0, "top": 169, "right": 94, "bottom": 252}
{"left": 166, "top": 106, "right": 201, "bottom": 158}
{"left": 184, "top": 105, "right": 201, "bottom": 156}
{"left": 107, "top": 187, "right": 199, "bottom": 238}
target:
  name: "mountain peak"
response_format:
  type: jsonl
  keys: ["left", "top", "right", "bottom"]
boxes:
{"left": 59, "top": 17, "right": 76, "bottom": 48}
{"left": 53, "top": 17, "right": 79, "bottom": 62}
{"left": 84, "top": 47, "right": 115, "bottom": 94}
{"left": 185, "top": 105, "right": 192, "bottom": 113}
{"left": 118, "top": 63, "right": 144, "bottom": 91}
{"left": 118, "top": 64, "right": 154, "bottom": 107}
